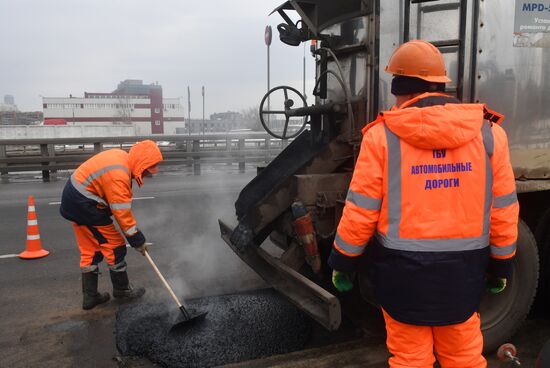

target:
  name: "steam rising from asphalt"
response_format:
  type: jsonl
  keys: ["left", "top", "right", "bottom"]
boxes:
{"left": 136, "top": 168, "right": 265, "bottom": 303}
{"left": 115, "top": 168, "right": 364, "bottom": 367}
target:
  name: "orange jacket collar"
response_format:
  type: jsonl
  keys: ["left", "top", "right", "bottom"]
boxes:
{"left": 363, "top": 93, "right": 488, "bottom": 150}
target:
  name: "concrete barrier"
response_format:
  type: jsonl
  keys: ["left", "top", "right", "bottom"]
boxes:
{"left": 0, "top": 125, "right": 136, "bottom": 139}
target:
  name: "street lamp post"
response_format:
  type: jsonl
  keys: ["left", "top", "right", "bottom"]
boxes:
{"left": 187, "top": 86, "right": 191, "bottom": 135}
{"left": 38, "top": 94, "right": 44, "bottom": 124}
{"left": 265, "top": 26, "right": 272, "bottom": 125}
{"left": 201, "top": 86, "right": 205, "bottom": 135}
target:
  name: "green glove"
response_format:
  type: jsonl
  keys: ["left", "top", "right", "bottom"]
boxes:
{"left": 487, "top": 276, "right": 507, "bottom": 294}
{"left": 332, "top": 270, "right": 354, "bottom": 292}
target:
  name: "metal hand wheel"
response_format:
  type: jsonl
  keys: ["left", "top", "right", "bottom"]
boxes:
{"left": 259, "top": 85, "right": 307, "bottom": 139}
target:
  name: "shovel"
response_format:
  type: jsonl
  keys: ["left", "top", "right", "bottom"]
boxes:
{"left": 143, "top": 249, "right": 208, "bottom": 331}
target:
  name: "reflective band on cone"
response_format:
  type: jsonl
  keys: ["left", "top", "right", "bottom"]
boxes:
{"left": 19, "top": 195, "right": 49, "bottom": 260}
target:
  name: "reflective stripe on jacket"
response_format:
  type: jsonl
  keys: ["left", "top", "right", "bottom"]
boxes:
{"left": 329, "top": 93, "right": 519, "bottom": 325}
{"left": 60, "top": 141, "right": 162, "bottom": 246}
{"left": 63, "top": 149, "right": 137, "bottom": 237}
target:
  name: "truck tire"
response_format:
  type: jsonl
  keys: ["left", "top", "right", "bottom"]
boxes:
{"left": 479, "top": 219, "right": 539, "bottom": 353}
{"left": 534, "top": 208, "right": 550, "bottom": 310}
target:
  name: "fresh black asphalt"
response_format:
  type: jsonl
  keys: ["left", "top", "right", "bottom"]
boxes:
{"left": 116, "top": 289, "right": 312, "bottom": 367}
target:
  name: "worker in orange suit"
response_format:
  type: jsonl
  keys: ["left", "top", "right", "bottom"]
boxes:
{"left": 328, "top": 40, "right": 519, "bottom": 367}
{"left": 60, "top": 140, "right": 163, "bottom": 310}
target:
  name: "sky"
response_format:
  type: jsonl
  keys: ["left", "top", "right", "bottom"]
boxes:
{"left": 0, "top": 0, "right": 316, "bottom": 117}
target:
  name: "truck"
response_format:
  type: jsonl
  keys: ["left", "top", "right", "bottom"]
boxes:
{"left": 220, "top": 0, "right": 550, "bottom": 352}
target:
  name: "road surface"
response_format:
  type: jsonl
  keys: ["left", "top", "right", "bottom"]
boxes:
{"left": 0, "top": 167, "right": 548, "bottom": 367}
{"left": 0, "top": 167, "right": 265, "bottom": 367}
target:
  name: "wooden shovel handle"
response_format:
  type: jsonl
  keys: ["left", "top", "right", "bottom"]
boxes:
{"left": 144, "top": 250, "right": 183, "bottom": 309}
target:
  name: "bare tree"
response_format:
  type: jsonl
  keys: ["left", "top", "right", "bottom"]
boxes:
{"left": 114, "top": 95, "right": 133, "bottom": 125}
{"left": 240, "top": 105, "right": 262, "bottom": 131}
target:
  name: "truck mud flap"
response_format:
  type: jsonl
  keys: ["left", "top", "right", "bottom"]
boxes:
{"left": 219, "top": 219, "right": 341, "bottom": 331}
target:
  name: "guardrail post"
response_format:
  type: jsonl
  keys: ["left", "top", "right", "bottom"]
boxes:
{"left": 264, "top": 138, "right": 270, "bottom": 163}
{"left": 238, "top": 138, "right": 245, "bottom": 173}
{"left": 94, "top": 142, "right": 103, "bottom": 153}
{"left": 193, "top": 139, "right": 201, "bottom": 175}
{"left": 184, "top": 139, "right": 192, "bottom": 167}
{"left": 48, "top": 143, "right": 57, "bottom": 175}
{"left": 0, "top": 144, "right": 7, "bottom": 176}
{"left": 282, "top": 139, "right": 288, "bottom": 149}
{"left": 226, "top": 137, "right": 232, "bottom": 166}
{"left": 40, "top": 143, "right": 50, "bottom": 182}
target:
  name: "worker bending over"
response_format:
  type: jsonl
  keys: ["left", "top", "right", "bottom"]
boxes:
{"left": 329, "top": 40, "right": 518, "bottom": 367}
{"left": 60, "top": 140, "right": 163, "bottom": 310}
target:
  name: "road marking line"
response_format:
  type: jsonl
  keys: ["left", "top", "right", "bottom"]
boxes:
{"left": 0, "top": 254, "right": 19, "bottom": 259}
{"left": 49, "top": 196, "right": 154, "bottom": 205}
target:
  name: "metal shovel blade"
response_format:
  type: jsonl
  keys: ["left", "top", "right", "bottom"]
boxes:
{"left": 143, "top": 250, "right": 209, "bottom": 332}
{"left": 169, "top": 307, "right": 209, "bottom": 332}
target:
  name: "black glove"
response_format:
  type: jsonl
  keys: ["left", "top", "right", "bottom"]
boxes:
{"left": 327, "top": 248, "right": 358, "bottom": 273}
{"left": 487, "top": 257, "right": 514, "bottom": 279}
{"left": 126, "top": 228, "right": 146, "bottom": 248}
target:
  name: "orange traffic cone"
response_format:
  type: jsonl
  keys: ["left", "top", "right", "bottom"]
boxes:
{"left": 19, "top": 195, "right": 49, "bottom": 259}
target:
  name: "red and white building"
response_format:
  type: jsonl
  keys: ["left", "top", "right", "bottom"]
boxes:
{"left": 42, "top": 80, "right": 185, "bottom": 135}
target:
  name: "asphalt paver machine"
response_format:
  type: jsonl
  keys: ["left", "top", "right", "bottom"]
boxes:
{"left": 220, "top": 0, "right": 550, "bottom": 352}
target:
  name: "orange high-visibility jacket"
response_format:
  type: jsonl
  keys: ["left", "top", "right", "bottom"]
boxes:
{"left": 329, "top": 93, "right": 519, "bottom": 325}
{"left": 60, "top": 140, "right": 162, "bottom": 247}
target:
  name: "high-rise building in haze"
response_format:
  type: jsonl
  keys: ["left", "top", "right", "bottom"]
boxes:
{"left": 4, "top": 95, "right": 15, "bottom": 105}
{"left": 0, "top": 94, "right": 17, "bottom": 112}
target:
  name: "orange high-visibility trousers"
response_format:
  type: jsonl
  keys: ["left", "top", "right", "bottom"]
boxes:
{"left": 382, "top": 309, "right": 486, "bottom": 368}
{"left": 73, "top": 223, "right": 126, "bottom": 271}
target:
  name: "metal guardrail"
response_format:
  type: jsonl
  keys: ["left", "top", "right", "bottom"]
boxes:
{"left": 0, "top": 133, "right": 289, "bottom": 181}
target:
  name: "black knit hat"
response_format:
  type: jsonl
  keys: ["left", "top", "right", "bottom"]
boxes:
{"left": 391, "top": 75, "right": 446, "bottom": 95}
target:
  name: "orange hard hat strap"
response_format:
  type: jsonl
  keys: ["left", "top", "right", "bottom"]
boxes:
{"left": 398, "top": 92, "right": 452, "bottom": 110}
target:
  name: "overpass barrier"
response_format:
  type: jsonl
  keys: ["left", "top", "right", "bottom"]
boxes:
{"left": 0, "top": 133, "right": 290, "bottom": 180}
{"left": 0, "top": 125, "right": 136, "bottom": 139}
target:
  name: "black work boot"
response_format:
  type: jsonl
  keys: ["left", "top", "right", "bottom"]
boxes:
{"left": 110, "top": 270, "right": 145, "bottom": 300}
{"left": 82, "top": 271, "right": 110, "bottom": 310}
